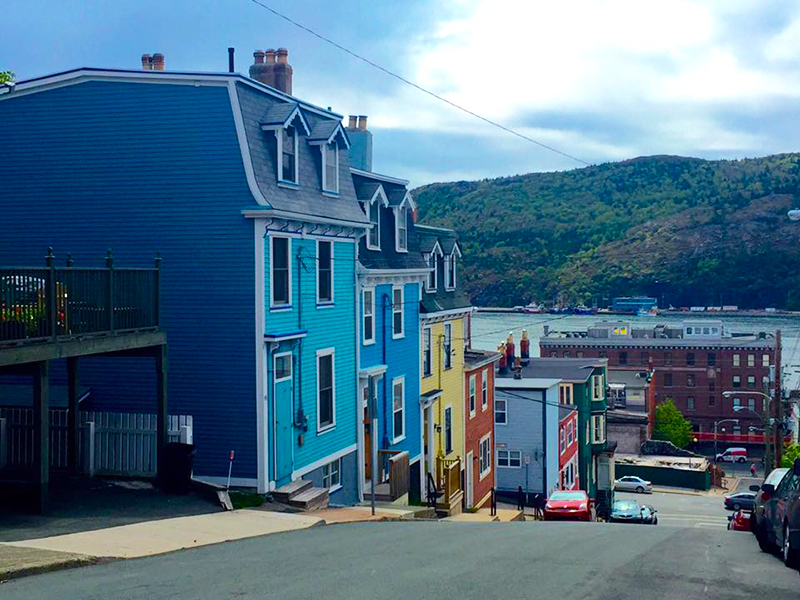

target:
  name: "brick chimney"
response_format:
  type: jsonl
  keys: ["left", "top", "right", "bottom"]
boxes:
{"left": 141, "top": 54, "right": 152, "bottom": 70}
{"left": 249, "top": 49, "right": 273, "bottom": 87}
{"left": 346, "top": 114, "right": 373, "bottom": 171}
{"left": 272, "top": 48, "right": 292, "bottom": 95}
{"left": 152, "top": 53, "right": 165, "bottom": 71}
{"left": 250, "top": 48, "right": 291, "bottom": 94}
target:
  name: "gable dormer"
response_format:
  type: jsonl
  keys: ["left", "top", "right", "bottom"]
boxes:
{"left": 353, "top": 181, "right": 388, "bottom": 251}
{"left": 260, "top": 103, "right": 310, "bottom": 187}
{"left": 308, "top": 120, "right": 350, "bottom": 196}
{"left": 443, "top": 241, "right": 462, "bottom": 290}
{"left": 386, "top": 189, "right": 416, "bottom": 254}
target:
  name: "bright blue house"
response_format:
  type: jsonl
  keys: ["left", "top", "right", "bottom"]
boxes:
{"left": 348, "top": 143, "right": 429, "bottom": 502}
{"left": 0, "top": 52, "right": 370, "bottom": 504}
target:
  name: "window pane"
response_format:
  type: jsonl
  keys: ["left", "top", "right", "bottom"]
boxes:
{"left": 282, "top": 128, "right": 296, "bottom": 183}
{"left": 318, "top": 241, "right": 332, "bottom": 302}
{"left": 393, "top": 382, "right": 403, "bottom": 438}
{"left": 445, "top": 407, "right": 452, "bottom": 454}
{"left": 272, "top": 238, "right": 289, "bottom": 304}
{"left": 325, "top": 143, "right": 338, "bottom": 191}
{"left": 369, "top": 202, "right": 379, "bottom": 247}
{"left": 319, "top": 354, "right": 334, "bottom": 427}
{"left": 275, "top": 355, "right": 292, "bottom": 380}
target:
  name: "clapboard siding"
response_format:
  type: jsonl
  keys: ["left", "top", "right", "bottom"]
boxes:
{"left": 0, "top": 80, "right": 258, "bottom": 479}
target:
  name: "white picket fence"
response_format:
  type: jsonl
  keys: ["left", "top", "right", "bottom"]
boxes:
{"left": 0, "top": 408, "right": 192, "bottom": 477}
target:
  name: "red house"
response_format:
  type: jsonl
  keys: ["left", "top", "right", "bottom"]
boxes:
{"left": 559, "top": 405, "right": 579, "bottom": 490}
{"left": 463, "top": 348, "right": 501, "bottom": 509}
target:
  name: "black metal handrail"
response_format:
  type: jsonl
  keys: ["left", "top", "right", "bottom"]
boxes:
{"left": 0, "top": 248, "right": 161, "bottom": 346}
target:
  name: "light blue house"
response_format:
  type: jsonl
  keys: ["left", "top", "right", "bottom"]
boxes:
{"left": 0, "top": 52, "right": 370, "bottom": 505}
{"left": 347, "top": 122, "right": 429, "bottom": 503}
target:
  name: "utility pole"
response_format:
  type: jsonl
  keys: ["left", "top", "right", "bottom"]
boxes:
{"left": 774, "top": 330, "right": 783, "bottom": 468}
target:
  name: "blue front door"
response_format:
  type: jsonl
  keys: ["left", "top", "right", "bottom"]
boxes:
{"left": 274, "top": 352, "right": 294, "bottom": 486}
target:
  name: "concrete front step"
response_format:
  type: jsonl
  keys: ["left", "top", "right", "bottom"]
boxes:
{"left": 288, "top": 487, "right": 330, "bottom": 510}
{"left": 273, "top": 479, "right": 313, "bottom": 503}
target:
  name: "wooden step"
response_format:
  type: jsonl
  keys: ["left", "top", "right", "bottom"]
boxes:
{"left": 273, "top": 479, "right": 313, "bottom": 503}
{"left": 288, "top": 487, "right": 330, "bottom": 510}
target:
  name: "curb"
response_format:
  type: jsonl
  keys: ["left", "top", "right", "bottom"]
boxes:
{"left": 651, "top": 487, "right": 703, "bottom": 496}
{"left": 0, "top": 555, "right": 103, "bottom": 583}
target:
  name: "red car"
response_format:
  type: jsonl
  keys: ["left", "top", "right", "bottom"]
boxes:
{"left": 728, "top": 509, "right": 753, "bottom": 532}
{"left": 543, "top": 490, "right": 591, "bottom": 521}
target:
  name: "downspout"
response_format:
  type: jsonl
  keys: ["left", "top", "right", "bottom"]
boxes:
{"left": 269, "top": 342, "right": 278, "bottom": 486}
{"left": 354, "top": 239, "right": 364, "bottom": 502}
{"left": 382, "top": 293, "right": 390, "bottom": 456}
{"left": 294, "top": 248, "right": 306, "bottom": 448}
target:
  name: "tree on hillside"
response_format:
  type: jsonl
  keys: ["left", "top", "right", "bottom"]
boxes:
{"left": 653, "top": 400, "right": 694, "bottom": 449}
{"left": 0, "top": 71, "right": 14, "bottom": 84}
{"left": 782, "top": 443, "right": 800, "bottom": 468}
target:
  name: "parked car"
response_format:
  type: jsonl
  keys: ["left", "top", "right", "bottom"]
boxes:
{"left": 750, "top": 467, "right": 790, "bottom": 535}
{"left": 724, "top": 492, "right": 756, "bottom": 511}
{"left": 543, "top": 490, "right": 591, "bottom": 521}
{"left": 614, "top": 476, "right": 653, "bottom": 493}
{"left": 609, "top": 500, "right": 645, "bottom": 523}
{"left": 752, "top": 458, "right": 800, "bottom": 568}
{"left": 641, "top": 504, "right": 658, "bottom": 525}
{"left": 715, "top": 447, "right": 748, "bottom": 463}
{"left": 728, "top": 509, "right": 753, "bottom": 532}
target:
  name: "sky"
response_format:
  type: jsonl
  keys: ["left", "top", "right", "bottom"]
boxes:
{"left": 4, "top": 0, "right": 800, "bottom": 187}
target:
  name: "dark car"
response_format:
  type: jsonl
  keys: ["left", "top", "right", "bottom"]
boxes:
{"left": 641, "top": 504, "right": 658, "bottom": 525}
{"left": 750, "top": 467, "right": 790, "bottom": 538}
{"left": 610, "top": 500, "right": 644, "bottom": 524}
{"left": 752, "top": 458, "right": 800, "bottom": 568}
{"left": 724, "top": 492, "right": 756, "bottom": 511}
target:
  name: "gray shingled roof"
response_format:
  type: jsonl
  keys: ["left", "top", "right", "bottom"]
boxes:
{"left": 385, "top": 186, "right": 409, "bottom": 207}
{"left": 259, "top": 103, "right": 301, "bottom": 127}
{"left": 308, "top": 120, "right": 344, "bottom": 144}
{"left": 496, "top": 357, "right": 606, "bottom": 383}
{"left": 416, "top": 225, "right": 471, "bottom": 314}
{"left": 236, "top": 83, "right": 368, "bottom": 225}
{"left": 353, "top": 179, "right": 382, "bottom": 203}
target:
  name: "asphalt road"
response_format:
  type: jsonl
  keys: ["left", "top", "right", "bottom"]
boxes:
{"left": 616, "top": 490, "right": 730, "bottom": 530}
{"left": 3, "top": 519, "right": 798, "bottom": 600}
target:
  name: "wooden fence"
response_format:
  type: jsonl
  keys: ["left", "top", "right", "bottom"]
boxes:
{"left": 0, "top": 408, "right": 192, "bottom": 477}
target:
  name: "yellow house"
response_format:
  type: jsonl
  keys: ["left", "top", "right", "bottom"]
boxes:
{"left": 416, "top": 225, "right": 472, "bottom": 514}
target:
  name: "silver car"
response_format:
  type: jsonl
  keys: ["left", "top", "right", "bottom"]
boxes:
{"left": 614, "top": 475, "right": 653, "bottom": 493}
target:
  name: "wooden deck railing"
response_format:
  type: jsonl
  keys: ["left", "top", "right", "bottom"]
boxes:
{"left": 437, "top": 456, "right": 461, "bottom": 503}
{"left": 0, "top": 248, "right": 161, "bottom": 346}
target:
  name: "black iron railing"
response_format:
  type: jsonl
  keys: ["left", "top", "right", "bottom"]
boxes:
{"left": 0, "top": 248, "right": 161, "bottom": 346}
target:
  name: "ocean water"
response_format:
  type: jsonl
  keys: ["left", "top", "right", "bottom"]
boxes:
{"left": 471, "top": 312, "right": 800, "bottom": 390}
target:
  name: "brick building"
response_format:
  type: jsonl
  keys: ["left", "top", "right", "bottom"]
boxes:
{"left": 540, "top": 321, "right": 780, "bottom": 437}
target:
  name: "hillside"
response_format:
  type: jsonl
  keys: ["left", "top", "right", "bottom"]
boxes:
{"left": 413, "top": 153, "right": 800, "bottom": 309}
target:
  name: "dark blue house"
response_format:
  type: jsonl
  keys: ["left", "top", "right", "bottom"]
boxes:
{"left": 0, "top": 53, "right": 370, "bottom": 503}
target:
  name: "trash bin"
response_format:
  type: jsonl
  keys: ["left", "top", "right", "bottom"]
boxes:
{"left": 161, "top": 442, "right": 196, "bottom": 494}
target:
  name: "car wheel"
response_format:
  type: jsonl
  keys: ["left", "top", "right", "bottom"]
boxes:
{"left": 738, "top": 457, "right": 746, "bottom": 463}
{"left": 636, "top": 486, "right": 644, "bottom": 493}
{"left": 783, "top": 523, "right": 798, "bottom": 568}
{"left": 732, "top": 503, "right": 740, "bottom": 511}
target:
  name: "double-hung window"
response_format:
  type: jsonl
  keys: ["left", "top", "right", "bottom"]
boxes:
{"left": 392, "top": 286, "right": 403, "bottom": 338}
{"left": 495, "top": 397, "right": 507, "bottom": 424}
{"left": 271, "top": 236, "right": 291, "bottom": 307}
{"left": 747, "top": 354, "right": 755, "bottom": 367}
{"left": 479, "top": 435, "right": 491, "bottom": 479}
{"left": 560, "top": 428, "right": 566, "bottom": 454}
{"left": 567, "top": 421, "right": 574, "bottom": 445}
{"left": 481, "top": 374, "right": 488, "bottom": 410}
{"left": 444, "top": 406, "right": 453, "bottom": 455}
{"left": 322, "top": 458, "right": 341, "bottom": 490}
{"left": 317, "top": 241, "right": 332, "bottom": 304}
{"left": 443, "top": 323, "right": 452, "bottom": 369}
{"left": 362, "top": 289, "right": 375, "bottom": 344}
{"left": 396, "top": 207, "right": 408, "bottom": 252}
{"left": 392, "top": 377, "right": 405, "bottom": 442}
{"left": 426, "top": 254, "right": 436, "bottom": 290}
{"left": 323, "top": 141, "right": 338, "bottom": 193}
{"left": 368, "top": 201, "right": 380, "bottom": 249}
{"left": 317, "top": 349, "right": 335, "bottom": 431}
{"left": 497, "top": 449, "right": 522, "bottom": 468}
{"left": 469, "top": 375, "right": 476, "bottom": 415}
{"left": 280, "top": 126, "right": 297, "bottom": 184}
{"left": 762, "top": 354, "right": 770, "bottom": 367}
{"left": 733, "top": 354, "right": 740, "bottom": 367}
{"left": 591, "top": 414, "right": 605, "bottom": 444}
{"left": 733, "top": 375, "right": 741, "bottom": 388}
{"left": 422, "top": 328, "right": 432, "bottom": 376}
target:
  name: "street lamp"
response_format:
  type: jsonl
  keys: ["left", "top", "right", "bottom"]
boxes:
{"left": 713, "top": 418, "right": 739, "bottom": 459}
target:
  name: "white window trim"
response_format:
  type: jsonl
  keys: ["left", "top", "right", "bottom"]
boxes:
{"left": 274, "top": 351, "right": 293, "bottom": 383}
{"left": 443, "top": 323, "right": 452, "bottom": 370}
{"left": 469, "top": 374, "right": 477, "bottom": 418}
{"left": 394, "top": 206, "right": 408, "bottom": 253}
{"left": 366, "top": 187, "right": 388, "bottom": 251}
{"left": 560, "top": 427, "right": 566, "bottom": 455}
{"left": 321, "top": 457, "right": 342, "bottom": 492}
{"left": 274, "top": 127, "right": 300, "bottom": 186}
{"left": 444, "top": 404, "right": 453, "bottom": 455}
{"left": 316, "top": 347, "right": 336, "bottom": 434}
{"left": 497, "top": 449, "right": 522, "bottom": 468}
{"left": 269, "top": 235, "right": 292, "bottom": 309}
{"left": 392, "top": 285, "right": 404, "bottom": 339}
{"left": 591, "top": 414, "right": 606, "bottom": 444}
{"left": 479, "top": 433, "right": 492, "bottom": 480}
{"left": 315, "top": 239, "right": 334, "bottom": 306}
{"left": 481, "top": 372, "right": 488, "bottom": 411}
{"left": 321, "top": 141, "right": 339, "bottom": 194}
{"left": 425, "top": 243, "right": 443, "bottom": 293}
{"left": 567, "top": 420, "right": 574, "bottom": 446}
{"left": 362, "top": 288, "right": 375, "bottom": 346}
{"left": 422, "top": 326, "right": 432, "bottom": 377}
{"left": 495, "top": 397, "right": 507, "bottom": 425}
{"left": 444, "top": 253, "right": 457, "bottom": 291}
{"left": 392, "top": 376, "right": 406, "bottom": 444}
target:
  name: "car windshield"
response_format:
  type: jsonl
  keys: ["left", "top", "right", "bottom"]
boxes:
{"left": 612, "top": 501, "right": 639, "bottom": 511}
{"left": 550, "top": 492, "right": 585, "bottom": 501}
{"left": 765, "top": 468, "right": 790, "bottom": 486}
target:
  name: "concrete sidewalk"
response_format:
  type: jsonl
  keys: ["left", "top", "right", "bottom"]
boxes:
{"left": 2, "top": 509, "right": 323, "bottom": 560}
{"left": 0, "top": 545, "right": 97, "bottom": 581}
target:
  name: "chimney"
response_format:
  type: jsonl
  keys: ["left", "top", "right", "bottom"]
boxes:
{"left": 347, "top": 114, "right": 373, "bottom": 171}
{"left": 520, "top": 329, "right": 530, "bottom": 364}
{"left": 498, "top": 343, "right": 508, "bottom": 374}
{"left": 249, "top": 49, "right": 274, "bottom": 88}
{"left": 272, "top": 47, "right": 293, "bottom": 94}
{"left": 141, "top": 54, "right": 152, "bottom": 70}
{"left": 152, "top": 53, "right": 165, "bottom": 71}
{"left": 506, "top": 332, "right": 515, "bottom": 367}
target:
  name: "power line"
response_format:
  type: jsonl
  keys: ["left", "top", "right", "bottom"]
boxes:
{"left": 246, "top": 0, "right": 590, "bottom": 166}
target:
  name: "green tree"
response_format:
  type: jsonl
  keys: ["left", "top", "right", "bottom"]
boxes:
{"left": 653, "top": 399, "right": 694, "bottom": 448}
{"left": 0, "top": 71, "right": 14, "bottom": 84}
{"left": 781, "top": 443, "right": 800, "bottom": 468}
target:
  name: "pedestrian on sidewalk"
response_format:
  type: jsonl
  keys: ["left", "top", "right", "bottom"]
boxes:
{"left": 750, "top": 462, "right": 758, "bottom": 478}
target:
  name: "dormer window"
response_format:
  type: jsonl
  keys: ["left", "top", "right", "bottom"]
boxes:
{"left": 444, "top": 254, "right": 456, "bottom": 290}
{"left": 426, "top": 254, "right": 436, "bottom": 290}
{"left": 368, "top": 201, "right": 380, "bottom": 249}
{"left": 425, "top": 239, "right": 443, "bottom": 292}
{"left": 392, "top": 192, "right": 415, "bottom": 254}
{"left": 396, "top": 207, "right": 408, "bottom": 252}
{"left": 323, "top": 141, "right": 339, "bottom": 193}
{"left": 281, "top": 126, "right": 298, "bottom": 184}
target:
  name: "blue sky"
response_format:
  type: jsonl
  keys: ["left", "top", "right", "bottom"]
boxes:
{"left": 5, "top": 0, "right": 800, "bottom": 186}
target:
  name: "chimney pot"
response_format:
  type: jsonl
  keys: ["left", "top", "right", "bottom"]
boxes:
{"left": 348, "top": 115, "right": 358, "bottom": 129}
{"left": 265, "top": 49, "right": 276, "bottom": 64}
{"left": 276, "top": 47, "right": 289, "bottom": 64}
{"left": 253, "top": 49, "right": 265, "bottom": 65}
{"left": 141, "top": 54, "right": 152, "bottom": 70}
{"left": 152, "top": 53, "right": 165, "bottom": 71}
{"left": 358, "top": 115, "right": 368, "bottom": 131}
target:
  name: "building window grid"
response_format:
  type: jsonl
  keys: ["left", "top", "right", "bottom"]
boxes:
{"left": 321, "top": 458, "right": 341, "bottom": 490}
{"left": 444, "top": 406, "right": 453, "bottom": 455}
{"left": 479, "top": 435, "right": 491, "bottom": 478}
{"left": 423, "top": 328, "right": 432, "bottom": 376}
{"left": 392, "top": 287, "right": 403, "bottom": 338}
{"left": 481, "top": 375, "right": 488, "bottom": 410}
{"left": 392, "top": 378, "right": 405, "bottom": 441}
{"left": 362, "top": 289, "right": 375, "bottom": 344}
{"left": 443, "top": 323, "right": 452, "bottom": 370}
{"left": 317, "top": 240, "right": 333, "bottom": 304}
{"left": 495, "top": 398, "right": 507, "bottom": 424}
{"left": 469, "top": 375, "right": 476, "bottom": 415}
